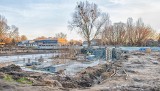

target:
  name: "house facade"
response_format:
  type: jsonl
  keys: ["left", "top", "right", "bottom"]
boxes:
{"left": 145, "top": 39, "right": 159, "bottom": 46}
{"left": 82, "top": 39, "right": 101, "bottom": 47}
{"left": 17, "top": 38, "right": 68, "bottom": 49}
{"left": 17, "top": 40, "right": 37, "bottom": 48}
{"left": 35, "top": 39, "right": 58, "bottom": 49}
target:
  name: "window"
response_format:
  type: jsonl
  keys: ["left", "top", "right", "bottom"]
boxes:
{"left": 47, "top": 68, "right": 50, "bottom": 71}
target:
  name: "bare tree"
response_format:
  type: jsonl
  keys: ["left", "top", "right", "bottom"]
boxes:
{"left": 102, "top": 17, "right": 154, "bottom": 46}
{"left": 113, "top": 22, "right": 127, "bottom": 45}
{"left": 21, "top": 35, "right": 27, "bottom": 41}
{"left": 0, "top": 15, "right": 27, "bottom": 46}
{"left": 9, "top": 25, "right": 20, "bottom": 45}
{"left": 103, "top": 22, "right": 127, "bottom": 45}
{"left": 0, "top": 15, "right": 8, "bottom": 42}
{"left": 134, "top": 18, "right": 154, "bottom": 46}
{"left": 55, "top": 32, "right": 67, "bottom": 39}
{"left": 126, "top": 17, "right": 134, "bottom": 46}
{"left": 69, "top": 1, "right": 109, "bottom": 47}
{"left": 102, "top": 24, "right": 114, "bottom": 45}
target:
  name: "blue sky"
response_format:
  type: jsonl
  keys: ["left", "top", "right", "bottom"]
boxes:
{"left": 0, "top": 0, "right": 160, "bottom": 40}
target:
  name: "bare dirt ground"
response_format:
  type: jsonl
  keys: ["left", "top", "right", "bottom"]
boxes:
{"left": 51, "top": 58, "right": 75, "bottom": 65}
{"left": 0, "top": 79, "right": 64, "bottom": 91}
{"left": 0, "top": 52, "right": 160, "bottom": 91}
{"left": 72, "top": 52, "right": 160, "bottom": 91}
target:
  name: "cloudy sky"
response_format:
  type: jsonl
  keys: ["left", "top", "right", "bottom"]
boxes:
{"left": 0, "top": 0, "right": 160, "bottom": 40}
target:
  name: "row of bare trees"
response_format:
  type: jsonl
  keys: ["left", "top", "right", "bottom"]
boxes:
{"left": 34, "top": 32, "right": 67, "bottom": 40}
{"left": 0, "top": 15, "right": 27, "bottom": 45}
{"left": 102, "top": 18, "right": 154, "bottom": 46}
{"left": 69, "top": 1, "right": 156, "bottom": 47}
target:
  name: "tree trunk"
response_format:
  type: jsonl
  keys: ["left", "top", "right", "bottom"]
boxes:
{"left": 87, "top": 38, "right": 91, "bottom": 47}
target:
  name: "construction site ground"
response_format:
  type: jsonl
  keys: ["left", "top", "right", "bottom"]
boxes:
{"left": 0, "top": 52, "right": 160, "bottom": 91}
{"left": 72, "top": 52, "right": 160, "bottom": 91}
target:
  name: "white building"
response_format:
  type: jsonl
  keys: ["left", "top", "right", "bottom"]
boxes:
{"left": 17, "top": 40, "right": 37, "bottom": 48}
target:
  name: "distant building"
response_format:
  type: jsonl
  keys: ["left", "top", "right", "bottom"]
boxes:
{"left": 82, "top": 41, "right": 88, "bottom": 47}
{"left": 35, "top": 38, "right": 68, "bottom": 49}
{"left": 91, "top": 39, "right": 101, "bottom": 46}
{"left": 35, "top": 39, "right": 58, "bottom": 49}
{"left": 17, "top": 38, "right": 68, "bottom": 49}
{"left": 17, "top": 40, "right": 37, "bottom": 48}
{"left": 82, "top": 39, "right": 101, "bottom": 47}
{"left": 146, "top": 39, "right": 158, "bottom": 46}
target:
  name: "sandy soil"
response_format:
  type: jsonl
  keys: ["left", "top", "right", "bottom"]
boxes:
{"left": 0, "top": 79, "right": 64, "bottom": 91}
{"left": 72, "top": 52, "right": 160, "bottom": 91}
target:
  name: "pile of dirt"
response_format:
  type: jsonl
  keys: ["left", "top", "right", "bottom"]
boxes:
{"left": 0, "top": 64, "right": 22, "bottom": 73}
{"left": 0, "top": 65, "right": 66, "bottom": 91}
{"left": 0, "top": 61, "right": 127, "bottom": 89}
{"left": 0, "top": 64, "right": 28, "bottom": 80}
{"left": 56, "top": 63, "right": 118, "bottom": 88}
{"left": 0, "top": 72, "right": 5, "bottom": 79}
{"left": 0, "top": 79, "right": 65, "bottom": 91}
{"left": 132, "top": 52, "right": 145, "bottom": 55}
{"left": 97, "top": 85, "right": 160, "bottom": 91}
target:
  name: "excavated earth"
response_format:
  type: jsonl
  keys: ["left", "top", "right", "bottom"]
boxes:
{"left": 0, "top": 52, "right": 160, "bottom": 91}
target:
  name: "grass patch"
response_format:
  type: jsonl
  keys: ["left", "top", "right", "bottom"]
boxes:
{"left": 3, "top": 74, "right": 14, "bottom": 82}
{"left": 16, "top": 77, "right": 32, "bottom": 84}
{"left": 3, "top": 74, "right": 32, "bottom": 85}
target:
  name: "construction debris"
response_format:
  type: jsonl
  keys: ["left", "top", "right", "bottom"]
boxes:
{"left": 0, "top": 48, "right": 160, "bottom": 91}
